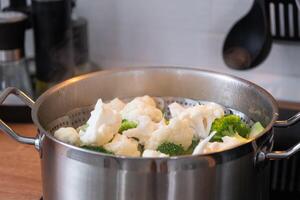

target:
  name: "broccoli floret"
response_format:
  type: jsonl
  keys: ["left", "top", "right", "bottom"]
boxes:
{"left": 81, "top": 145, "right": 114, "bottom": 154}
{"left": 157, "top": 142, "right": 185, "bottom": 156}
{"left": 184, "top": 138, "right": 200, "bottom": 155}
{"left": 118, "top": 119, "right": 138, "bottom": 133}
{"left": 210, "top": 114, "right": 250, "bottom": 142}
{"left": 157, "top": 139, "right": 200, "bottom": 156}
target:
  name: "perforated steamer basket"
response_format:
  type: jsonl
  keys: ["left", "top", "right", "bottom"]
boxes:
{"left": 46, "top": 97, "right": 254, "bottom": 135}
{"left": 1, "top": 67, "right": 300, "bottom": 200}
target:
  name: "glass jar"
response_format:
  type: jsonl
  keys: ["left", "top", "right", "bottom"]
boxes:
{"left": 0, "top": 51, "right": 33, "bottom": 123}
{"left": 0, "top": 57, "right": 33, "bottom": 98}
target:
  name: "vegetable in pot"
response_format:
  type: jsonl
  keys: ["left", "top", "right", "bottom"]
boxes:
{"left": 54, "top": 127, "right": 80, "bottom": 146}
{"left": 210, "top": 114, "right": 250, "bottom": 142}
{"left": 118, "top": 119, "right": 138, "bottom": 133}
{"left": 157, "top": 139, "right": 200, "bottom": 156}
{"left": 142, "top": 149, "right": 169, "bottom": 157}
{"left": 157, "top": 142, "right": 185, "bottom": 156}
{"left": 249, "top": 122, "right": 264, "bottom": 138}
{"left": 54, "top": 95, "right": 265, "bottom": 157}
{"left": 185, "top": 138, "right": 200, "bottom": 155}
{"left": 77, "top": 123, "right": 89, "bottom": 132}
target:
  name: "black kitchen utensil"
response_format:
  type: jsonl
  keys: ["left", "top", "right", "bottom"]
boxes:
{"left": 252, "top": 26, "right": 273, "bottom": 67}
{"left": 266, "top": 0, "right": 300, "bottom": 41}
{"left": 223, "top": 0, "right": 272, "bottom": 70}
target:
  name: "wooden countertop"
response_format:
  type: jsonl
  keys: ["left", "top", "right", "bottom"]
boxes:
{"left": 0, "top": 124, "right": 42, "bottom": 200}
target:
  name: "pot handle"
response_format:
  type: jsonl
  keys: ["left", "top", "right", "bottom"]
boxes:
{"left": 258, "top": 112, "right": 300, "bottom": 161}
{"left": 0, "top": 87, "right": 39, "bottom": 149}
{"left": 273, "top": 112, "right": 300, "bottom": 127}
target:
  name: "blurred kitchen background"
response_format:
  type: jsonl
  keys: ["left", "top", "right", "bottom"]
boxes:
{"left": 30, "top": 0, "right": 300, "bottom": 102}
{"left": 2, "top": 0, "right": 300, "bottom": 102}
{"left": 75, "top": 0, "right": 300, "bottom": 103}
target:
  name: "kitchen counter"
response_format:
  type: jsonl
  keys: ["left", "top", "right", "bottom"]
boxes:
{"left": 0, "top": 124, "right": 42, "bottom": 200}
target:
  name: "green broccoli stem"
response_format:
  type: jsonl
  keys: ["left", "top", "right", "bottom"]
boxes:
{"left": 118, "top": 119, "right": 138, "bottom": 133}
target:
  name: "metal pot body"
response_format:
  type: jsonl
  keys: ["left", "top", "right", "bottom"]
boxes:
{"left": 40, "top": 130, "right": 273, "bottom": 200}
{"left": 1, "top": 67, "right": 300, "bottom": 200}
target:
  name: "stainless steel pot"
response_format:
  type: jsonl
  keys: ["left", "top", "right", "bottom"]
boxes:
{"left": 1, "top": 67, "right": 300, "bottom": 200}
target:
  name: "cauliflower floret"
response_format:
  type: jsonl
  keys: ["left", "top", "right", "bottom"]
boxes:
{"left": 123, "top": 115, "right": 159, "bottom": 145}
{"left": 104, "top": 134, "right": 140, "bottom": 157}
{"left": 106, "top": 98, "right": 125, "bottom": 112}
{"left": 54, "top": 127, "right": 80, "bottom": 146}
{"left": 192, "top": 131, "right": 216, "bottom": 155}
{"left": 145, "top": 117, "right": 194, "bottom": 150}
{"left": 142, "top": 149, "right": 169, "bottom": 157}
{"left": 136, "top": 95, "right": 156, "bottom": 107}
{"left": 121, "top": 95, "right": 163, "bottom": 122}
{"left": 205, "top": 102, "right": 224, "bottom": 118}
{"left": 203, "top": 135, "right": 249, "bottom": 154}
{"left": 80, "top": 99, "right": 122, "bottom": 146}
{"left": 168, "top": 102, "right": 186, "bottom": 118}
{"left": 177, "top": 103, "right": 224, "bottom": 139}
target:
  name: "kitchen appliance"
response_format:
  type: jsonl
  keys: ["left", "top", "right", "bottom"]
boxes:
{"left": 0, "top": 67, "right": 300, "bottom": 200}
{"left": 0, "top": 11, "right": 33, "bottom": 122}
{"left": 0, "top": 11, "right": 32, "bottom": 96}
{"left": 3, "top": 0, "right": 96, "bottom": 95}
{"left": 0, "top": 0, "right": 84, "bottom": 122}
{"left": 32, "top": 0, "right": 74, "bottom": 95}
{"left": 2, "top": 0, "right": 75, "bottom": 95}
{"left": 71, "top": 0, "right": 97, "bottom": 75}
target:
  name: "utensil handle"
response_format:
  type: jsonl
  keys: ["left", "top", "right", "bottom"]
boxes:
{"left": 259, "top": 112, "right": 300, "bottom": 160}
{"left": 0, "top": 87, "right": 39, "bottom": 149}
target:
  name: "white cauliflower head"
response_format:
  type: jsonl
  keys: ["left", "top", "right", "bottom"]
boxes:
{"left": 106, "top": 98, "right": 125, "bottom": 112}
{"left": 177, "top": 103, "right": 224, "bottom": 139}
{"left": 123, "top": 115, "right": 159, "bottom": 145}
{"left": 54, "top": 96, "right": 232, "bottom": 158}
{"left": 142, "top": 149, "right": 169, "bottom": 157}
{"left": 203, "top": 135, "right": 249, "bottom": 154}
{"left": 54, "top": 127, "right": 80, "bottom": 146}
{"left": 104, "top": 134, "right": 140, "bottom": 157}
{"left": 145, "top": 117, "right": 194, "bottom": 150}
{"left": 168, "top": 102, "right": 186, "bottom": 118}
{"left": 121, "top": 95, "right": 163, "bottom": 122}
{"left": 192, "top": 131, "right": 216, "bottom": 155}
{"left": 80, "top": 99, "right": 122, "bottom": 146}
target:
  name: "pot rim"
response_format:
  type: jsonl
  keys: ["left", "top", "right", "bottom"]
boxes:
{"left": 32, "top": 66, "right": 279, "bottom": 160}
